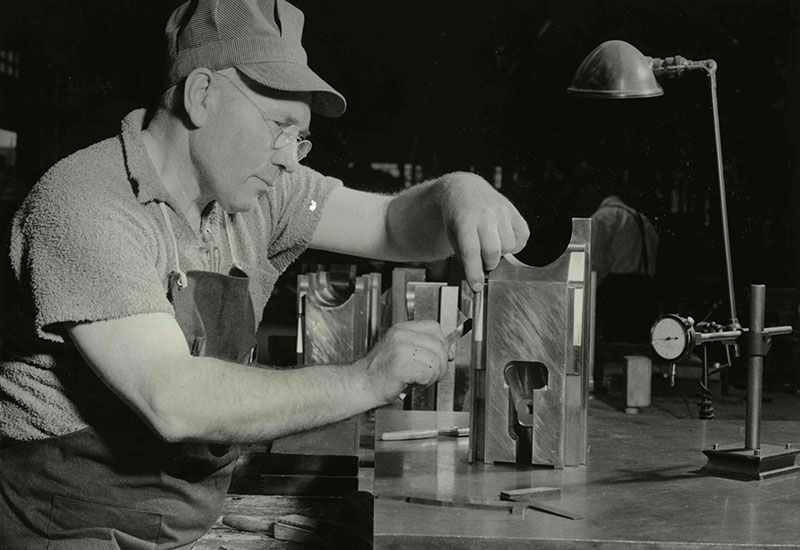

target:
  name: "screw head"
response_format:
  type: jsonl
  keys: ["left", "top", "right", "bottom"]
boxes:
{"left": 754, "top": 449, "right": 762, "bottom": 457}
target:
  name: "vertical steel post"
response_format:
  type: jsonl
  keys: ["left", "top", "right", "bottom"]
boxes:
{"left": 745, "top": 284, "right": 765, "bottom": 450}
{"left": 468, "top": 283, "right": 487, "bottom": 463}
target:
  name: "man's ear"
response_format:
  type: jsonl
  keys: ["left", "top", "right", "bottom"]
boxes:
{"left": 183, "top": 68, "right": 216, "bottom": 128}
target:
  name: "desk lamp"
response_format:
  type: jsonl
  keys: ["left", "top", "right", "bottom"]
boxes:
{"left": 568, "top": 41, "right": 797, "bottom": 480}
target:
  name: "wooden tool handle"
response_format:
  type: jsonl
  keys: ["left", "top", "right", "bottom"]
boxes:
{"left": 381, "top": 429, "right": 439, "bottom": 441}
{"left": 221, "top": 514, "right": 275, "bottom": 534}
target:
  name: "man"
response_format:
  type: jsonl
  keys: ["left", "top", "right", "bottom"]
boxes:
{"left": 591, "top": 194, "right": 658, "bottom": 288}
{"left": 589, "top": 189, "right": 659, "bottom": 392}
{"left": 0, "top": 0, "right": 529, "bottom": 548}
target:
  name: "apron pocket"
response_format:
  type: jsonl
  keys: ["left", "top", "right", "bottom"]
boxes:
{"left": 47, "top": 495, "right": 163, "bottom": 550}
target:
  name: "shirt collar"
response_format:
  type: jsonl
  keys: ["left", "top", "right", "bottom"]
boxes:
{"left": 120, "top": 109, "right": 178, "bottom": 207}
{"left": 599, "top": 195, "right": 624, "bottom": 208}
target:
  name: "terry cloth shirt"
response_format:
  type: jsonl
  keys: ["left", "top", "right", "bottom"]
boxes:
{"left": 0, "top": 109, "right": 341, "bottom": 442}
{"left": 590, "top": 195, "right": 659, "bottom": 285}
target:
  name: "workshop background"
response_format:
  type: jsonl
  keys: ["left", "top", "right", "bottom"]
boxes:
{"left": 1, "top": 0, "right": 799, "bottom": 391}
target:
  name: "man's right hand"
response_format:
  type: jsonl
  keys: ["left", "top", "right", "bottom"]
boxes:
{"left": 359, "top": 321, "right": 449, "bottom": 404}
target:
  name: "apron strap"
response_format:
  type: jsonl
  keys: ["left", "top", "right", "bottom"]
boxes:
{"left": 222, "top": 213, "right": 243, "bottom": 271}
{"left": 158, "top": 202, "right": 188, "bottom": 290}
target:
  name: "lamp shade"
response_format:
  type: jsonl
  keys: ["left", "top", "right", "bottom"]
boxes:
{"left": 567, "top": 40, "right": 663, "bottom": 99}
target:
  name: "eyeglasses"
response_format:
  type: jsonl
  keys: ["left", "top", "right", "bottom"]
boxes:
{"left": 216, "top": 72, "right": 312, "bottom": 161}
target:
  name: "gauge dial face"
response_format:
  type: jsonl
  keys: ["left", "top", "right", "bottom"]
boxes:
{"left": 651, "top": 316, "right": 690, "bottom": 361}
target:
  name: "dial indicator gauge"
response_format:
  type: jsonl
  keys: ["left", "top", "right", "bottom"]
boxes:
{"left": 651, "top": 315, "right": 693, "bottom": 361}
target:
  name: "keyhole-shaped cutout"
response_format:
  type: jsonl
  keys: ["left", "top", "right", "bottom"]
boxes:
{"left": 504, "top": 361, "right": 549, "bottom": 427}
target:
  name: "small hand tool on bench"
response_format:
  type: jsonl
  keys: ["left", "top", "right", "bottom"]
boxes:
{"left": 222, "top": 513, "right": 331, "bottom": 545}
{"left": 380, "top": 426, "right": 469, "bottom": 441}
{"left": 378, "top": 493, "right": 515, "bottom": 513}
{"left": 523, "top": 501, "right": 584, "bottom": 520}
{"left": 498, "top": 486, "right": 583, "bottom": 520}
{"left": 221, "top": 514, "right": 274, "bottom": 534}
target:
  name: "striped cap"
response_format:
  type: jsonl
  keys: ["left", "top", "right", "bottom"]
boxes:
{"left": 164, "top": 0, "right": 346, "bottom": 117}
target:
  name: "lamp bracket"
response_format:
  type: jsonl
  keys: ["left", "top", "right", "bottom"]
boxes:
{"left": 650, "top": 56, "right": 717, "bottom": 78}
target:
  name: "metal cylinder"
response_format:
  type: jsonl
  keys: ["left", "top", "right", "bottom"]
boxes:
{"left": 745, "top": 284, "right": 765, "bottom": 450}
{"left": 468, "top": 283, "right": 487, "bottom": 463}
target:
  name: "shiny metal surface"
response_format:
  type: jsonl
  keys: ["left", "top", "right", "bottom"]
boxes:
{"left": 567, "top": 40, "right": 664, "bottom": 98}
{"left": 374, "top": 410, "right": 800, "bottom": 549}
{"left": 472, "top": 218, "right": 592, "bottom": 467}
{"left": 437, "top": 286, "right": 460, "bottom": 409}
{"left": 391, "top": 267, "right": 426, "bottom": 325}
{"left": 746, "top": 285, "right": 765, "bottom": 450}
{"left": 300, "top": 271, "right": 373, "bottom": 365}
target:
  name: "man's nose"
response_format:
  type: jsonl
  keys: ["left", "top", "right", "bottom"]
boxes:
{"left": 271, "top": 143, "right": 301, "bottom": 174}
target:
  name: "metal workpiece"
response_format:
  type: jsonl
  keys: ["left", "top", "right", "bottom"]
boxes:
{"left": 404, "top": 281, "right": 464, "bottom": 411}
{"left": 278, "top": 269, "right": 382, "bottom": 457}
{"left": 298, "top": 270, "right": 380, "bottom": 366}
{"left": 470, "top": 218, "right": 592, "bottom": 468}
{"left": 391, "top": 267, "right": 426, "bottom": 325}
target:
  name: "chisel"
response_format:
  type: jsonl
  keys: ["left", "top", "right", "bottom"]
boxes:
{"left": 397, "top": 318, "right": 472, "bottom": 401}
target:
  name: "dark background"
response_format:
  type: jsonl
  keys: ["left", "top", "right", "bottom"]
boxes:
{"left": 1, "top": 0, "right": 799, "bottom": 328}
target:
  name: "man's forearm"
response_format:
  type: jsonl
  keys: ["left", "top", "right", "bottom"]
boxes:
{"left": 385, "top": 178, "right": 455, "bottom": 261}
{"left": 146, "top": 357, "right": 381, "bottom": 444}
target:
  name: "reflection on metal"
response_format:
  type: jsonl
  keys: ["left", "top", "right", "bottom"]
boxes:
{"left": 391, "top": 268, "right": 426, "bottom": 325}
{"left": 469, "top": 218, "right": 592, "bottom": 468}
{"left": 298, "top": 269, "right": 382, "bottom": 366}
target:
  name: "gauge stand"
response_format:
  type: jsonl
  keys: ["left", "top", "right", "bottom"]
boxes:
{"left": 700, "top": 285, "right": 800, "bottom": 480}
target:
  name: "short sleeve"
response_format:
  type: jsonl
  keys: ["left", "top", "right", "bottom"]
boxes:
{"left": 265, "top": 166, "right": 342, "bottom": 272}
{"left": 12, "top": 189, "right": 173, "bottom": 342}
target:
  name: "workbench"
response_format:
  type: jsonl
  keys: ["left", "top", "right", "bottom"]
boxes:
{"left": 374, "top": 410, "right": 800, "bottom": 549}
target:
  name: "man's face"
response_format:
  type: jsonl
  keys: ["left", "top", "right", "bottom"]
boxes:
{"left": 193, "top": 71, "right": 312, "bottom": 213}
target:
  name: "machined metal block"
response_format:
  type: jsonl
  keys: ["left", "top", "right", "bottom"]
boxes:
{"left": 471, "top": 218, "right": 592, "bottom": 468}
{"left": 391, "top": 268, "right": 426, "bottom": 325}
{"left": 405, "top": 282, "right": 463, "bottom": 411}
{"left": 274, "top": 269, "right": 381, "bottom": 457}
{"left": 300, "top": 271, "right": 372, "bottom": 365}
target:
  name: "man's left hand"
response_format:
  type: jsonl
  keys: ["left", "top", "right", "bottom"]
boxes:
{"left": 438, "top": 172, "right": 530, "bottom": 291}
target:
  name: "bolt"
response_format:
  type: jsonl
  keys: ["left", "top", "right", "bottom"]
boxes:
{"left": 712, "top": 443, "right": 720, "bottom": 450}
{"left": 786, "top": 443, "right": 793, "bottom": 450}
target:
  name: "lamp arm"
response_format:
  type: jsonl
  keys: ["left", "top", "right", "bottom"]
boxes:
{"left": 650, "top": 56, "right": 738, "bottom": 327}
{"left": 706, "top": 61, "right": 740, "bottom": 329}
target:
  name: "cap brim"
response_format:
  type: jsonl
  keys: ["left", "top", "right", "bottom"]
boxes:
{"left": 237, "top": 62, "right": 346, "bottom": 118}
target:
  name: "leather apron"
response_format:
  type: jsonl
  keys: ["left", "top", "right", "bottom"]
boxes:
{"left": 0, "top": 203, "right": 258, "bottom": 549}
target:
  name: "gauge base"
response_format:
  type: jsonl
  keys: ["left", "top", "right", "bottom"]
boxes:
{"left": 701, "top": 443, "right": 800, "bottom": 481}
